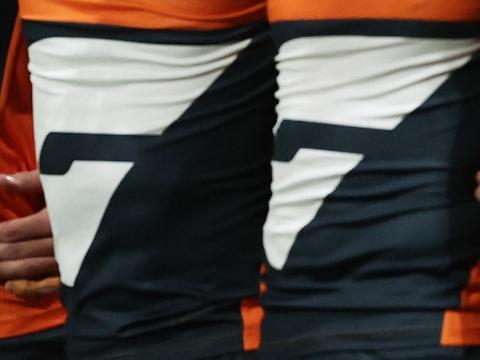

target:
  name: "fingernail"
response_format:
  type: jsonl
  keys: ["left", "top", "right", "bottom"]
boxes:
{"left": 0, "top": 175, "right": 16, "bottom": 192}
{"left": 5, "top": 176, "right": 17, "bottom": 184}
{"left": 0, "top": 174, "right": 16, "bottom": 183}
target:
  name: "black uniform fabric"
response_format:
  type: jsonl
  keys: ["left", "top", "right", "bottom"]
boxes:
{"left": 0, "top": 326, "right": 66, "bottom": 360}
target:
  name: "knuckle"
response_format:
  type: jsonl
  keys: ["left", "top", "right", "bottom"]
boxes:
{"left": 45, "top": 259, "right": 57, "bottom": 273}
{"left": 0, "top": 243, "right": 19, "bottom": 260}
{"left": 0, "top": 222, "right": 19, "bottom": 242}
{"left": 20, "top": 262, "right": 34, "bottom": 278}
{"left": 0, "top": 263, "right": 14, "bottom": 280}
{"left": 0, "top": 224, "right": 6, "bottom": 241}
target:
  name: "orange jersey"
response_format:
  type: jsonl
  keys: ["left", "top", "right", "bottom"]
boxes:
{"left": 19, "top": 0, "right": 265, "bottom": 31}
{"left": 268, "top": 0, "right": 480, "bottom": 23}
{"left": 0, "top": 14, "right": 66, "bottom": 339}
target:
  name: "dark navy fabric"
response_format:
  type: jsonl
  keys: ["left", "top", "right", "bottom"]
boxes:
{"left": 271, "top": 20, "right": 480, "bottom": 47}
{"left": 23, "top": 20, "right": 269, "bottom": 46}
{"left": 261, "top": 347, "right": 480, "bottom": 360}
{"left": 0, "top": 327, "right": 66, "bottom": 360}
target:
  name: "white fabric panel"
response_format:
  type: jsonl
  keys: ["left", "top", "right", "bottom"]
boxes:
{"left": 264, "top": 149, "right": 363, "bottom": 270}
{"left": 29, "top": 37, "right": 251, "bottom": 152}
{"left": 275, "top": 36, "right": 479, "bottom": 130}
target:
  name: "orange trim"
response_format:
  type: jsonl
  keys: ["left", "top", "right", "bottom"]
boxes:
{"left": 260, "top": 262, "right": 268, "bottom": 294}
{"left": 0, "top": 17, "right": 38, "bottom": 219}
{"left": 19, "top": 0, "right": 266, "bottom": 31}
{"left": 241, "top": 296, "right": 265, "bottom": 351}
{"left": 1, "top": 17, "right": 33, "bottom": 119}
{"left": 0, "top": 17, "right": 25, "bottom": 111}
{"left": 268, "top": 0, "right": 480, "bottom": 23}
{"left": 441, "top": 263, "right": 480, "bottom": 346}
{"left": 459, "top": 264, "right": 480, "bottom": 310}
{"left": 259, "top": 282, "right": 268, "bottom": 294}
{"left": 0, "top": 289, "right": 66, "bottom": 339}
{"left": 240, "top": 263, "right": 267, "bottom": 351}
{"left": 441, "top": 311, "right": 480, "bottom": 346}
{"left": 260, "top": 263, "right": 267, "bottom": 275}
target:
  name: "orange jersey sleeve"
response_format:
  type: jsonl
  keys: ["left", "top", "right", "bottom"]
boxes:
{"left": 268, "top": 0, "right": 480, "bottom": 23}
{"left": 0, "top": 16, "right": 66, "bottom": 340}
{"left": 19, "top": 0, "right": 266, "bottom": 30}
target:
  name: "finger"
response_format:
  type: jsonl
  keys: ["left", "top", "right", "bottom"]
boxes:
{"left": 476, "top": 186, "right": 480, "bottom": 202}
{"left": 0, "top": 238, "right": 54, "bottom": 261}
{"left": 5, "top": 277, "right": 61, "bottom": 298}
{"left": 0, "top": 208, "right": 51, "bottom": 243}
{"left": 0, "top": 170, "right": 42, "bottom": 195}
{"left": 476, "top": 171, "right": 480, "bottom": 184}
{"left": 0, "top": 257, "right": 58, "bottom": 282}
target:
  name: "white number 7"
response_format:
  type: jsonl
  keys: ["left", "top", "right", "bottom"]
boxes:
{"left": 263, "top": 148, "right": 363, "bottom": 270}
{"left": 41, "top": 161, "right": 134, "bottom": 287}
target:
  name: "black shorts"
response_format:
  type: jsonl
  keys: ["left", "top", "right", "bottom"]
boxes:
{"left": 0, "top": 326, "right": 66, "bottom": 360}
{"left": 271, "top": 347, "right": 480, "bottom": 360}
{"left": 202, "top": 353, "right": 259, "bottom": 360}
{"left": 104, "top": 351, "right": 259, "bottom": 360}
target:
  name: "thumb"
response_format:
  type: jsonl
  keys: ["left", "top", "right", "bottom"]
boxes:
{"left": 0, "top": 170, "right": 43, "bottom": 195}
{"left": 5, "top": 277, "right": 61, "bottom": 298}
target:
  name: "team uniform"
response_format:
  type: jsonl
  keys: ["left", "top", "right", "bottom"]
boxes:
{"left": 17, "top": 1, "right": 277, "bottom": 359}
{"left": 262, "top": 0, "right": 480, "bottom": 358}
{"left": 0, "top": 1, "right": 66, "bottom": 359}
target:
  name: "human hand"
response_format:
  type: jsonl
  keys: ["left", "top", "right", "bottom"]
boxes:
{"left": 0, "top": 171, "right": 60, "bottom": 297}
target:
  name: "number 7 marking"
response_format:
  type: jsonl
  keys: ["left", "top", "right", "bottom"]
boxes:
{"left": 39, "top": 133, "right": 158, "bottom": 287}
{"left": 262, "top": 120, "right": 393, "bottom": 270}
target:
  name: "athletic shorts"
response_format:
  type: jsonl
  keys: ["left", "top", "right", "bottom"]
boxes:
{"left": 0, "top": 326, "right": 66, "bottom": 360}
{"left": 259, "top": 347, "right": 480, "bottom": 360}
{"left": 104, "top": 350, "right": 259, "bottom": 360}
